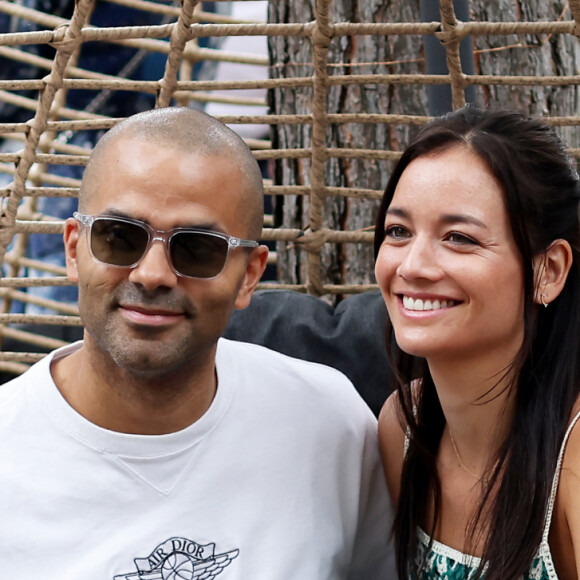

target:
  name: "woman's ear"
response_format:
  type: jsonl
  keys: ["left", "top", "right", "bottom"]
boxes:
{"left": 63, "top": 217, "right": 81, "bottom": 284}
{"left": 533, "top": 239, "right": 574, "bottom": 307}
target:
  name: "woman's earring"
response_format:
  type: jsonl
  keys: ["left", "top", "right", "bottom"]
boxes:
{"left": 541, "top": 293, "right": 548, "bottom": 308}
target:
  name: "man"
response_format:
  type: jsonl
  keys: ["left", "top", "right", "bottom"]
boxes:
{"left": 0, "top": 108, "right": 394, "bottom": 578}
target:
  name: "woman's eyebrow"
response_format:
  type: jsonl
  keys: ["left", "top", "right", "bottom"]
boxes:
{"left": 386, "top": 207, "right": 488, "bottom": 230}
{"left": 385, "top": 207, "right": 409, "bottom": 219}
{"left": 440, "top": 214, "right": 488, "bottom": 229}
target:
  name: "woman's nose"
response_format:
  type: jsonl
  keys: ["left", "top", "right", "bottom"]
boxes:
{"left": 396, "top": 236, "right": 444, "bottom": 281}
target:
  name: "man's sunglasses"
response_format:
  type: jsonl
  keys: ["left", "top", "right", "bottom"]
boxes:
{"left": 74, "top": 212, "right": 259, "bottom": 279}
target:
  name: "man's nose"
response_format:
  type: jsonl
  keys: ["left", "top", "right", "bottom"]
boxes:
{"left": 128, "top": 238, "right": 178, "bottom": 290}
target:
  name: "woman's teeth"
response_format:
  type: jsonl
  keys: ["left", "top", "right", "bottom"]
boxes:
{"left": 402, "top": 296, "right": 454, "bottom": 311}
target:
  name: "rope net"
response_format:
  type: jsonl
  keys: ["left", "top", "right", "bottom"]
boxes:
{"left": 0, "top": 0, "right": 579, "bottom": 374}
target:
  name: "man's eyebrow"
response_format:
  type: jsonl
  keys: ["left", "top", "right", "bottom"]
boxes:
{"left": 100, "top": 208, "right": 130, "bottom": 219}
{"left": 178, "top": 223, "right": 222, "bottom": 233}
{"left": 97, "top": 209, "right": 222, "bottom": 231}
{"left": 386, "top": 207, "right": 488, "bottom": 229}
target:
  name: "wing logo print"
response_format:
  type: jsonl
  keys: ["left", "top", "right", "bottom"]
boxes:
{"left": 114, "top": 537, "right": 240, "bottom": 580}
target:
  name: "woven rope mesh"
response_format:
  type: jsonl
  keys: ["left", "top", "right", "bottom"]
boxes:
{"left": 0, "top": 0, "right": 579, "bottom": 375}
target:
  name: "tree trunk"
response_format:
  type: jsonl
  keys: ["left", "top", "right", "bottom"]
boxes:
{"left": 268, "top": 0, "right": 429, "bottom": 298}
{"left": 471, "top": 0, "right": 580, "bottom": 147}
{"left": 268, "top": 0, "right": 580, "bottom": 296}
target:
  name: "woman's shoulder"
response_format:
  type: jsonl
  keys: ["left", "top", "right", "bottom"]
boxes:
{"left": 550, "top": 400, "right": 580, "bottom": 577}
{"left": 560, "top": 400, "right": 580, "bottom": 476}
{"left": 378, "top": 389, "right": 410, "bottom": 505}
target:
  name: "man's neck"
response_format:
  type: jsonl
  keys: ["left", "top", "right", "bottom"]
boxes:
{"left": 50, "top": 342, "right": 218, "bottom": 435}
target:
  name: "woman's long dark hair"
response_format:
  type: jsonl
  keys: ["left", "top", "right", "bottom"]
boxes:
{"left": 374, "top": 106, "right": 580, "bottom": 580}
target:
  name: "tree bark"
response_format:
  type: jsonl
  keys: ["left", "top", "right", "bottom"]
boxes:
{"left": 268, "top": 0, "right": 428, "bottom": 297}
{"left": 471, "top": 0, "right": 580, "bottom": 147}
{"left": 268, "top": 0, "right": 579, "bottom": 295}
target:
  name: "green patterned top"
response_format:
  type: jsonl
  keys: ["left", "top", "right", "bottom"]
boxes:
{"left": 413, "top": 527, "right": 557, "bottom": 579}
{"left": 407, "top": 409, "right": 580, "bottom": 580}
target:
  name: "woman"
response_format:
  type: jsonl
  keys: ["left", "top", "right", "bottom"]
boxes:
{"left": 374, "top": 106, "right": 580, "bottom": 579}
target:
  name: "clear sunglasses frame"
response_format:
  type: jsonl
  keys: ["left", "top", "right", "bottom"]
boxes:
{"left": 73, "top": 211, "right": 259, "bottom": 279}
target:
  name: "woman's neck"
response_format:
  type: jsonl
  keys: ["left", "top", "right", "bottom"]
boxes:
{"left": 429, "top": 355, "right": 517, "bottom": 469}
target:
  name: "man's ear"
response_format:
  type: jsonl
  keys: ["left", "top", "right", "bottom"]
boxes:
{"left": 234, "top": 245, "right": 269, "bottom": 310}
{"left": 533, "top": 239, "right": 573, "bottom": 307}
{"left": 63, "top": 217, "right": 81, "bottom": 284}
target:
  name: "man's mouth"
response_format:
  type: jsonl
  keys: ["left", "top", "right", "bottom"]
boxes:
{"left": 118, "top": 305, "right": 185, "bottom": 326}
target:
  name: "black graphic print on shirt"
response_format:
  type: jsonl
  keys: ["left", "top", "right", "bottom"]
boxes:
{"left": 114, "top": 536, "right": 239, "bottom": 580}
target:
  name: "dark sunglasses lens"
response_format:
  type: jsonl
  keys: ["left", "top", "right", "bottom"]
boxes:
{"left": 90, "top": 218, "right": 149, "bottom": 266}
{"left": 170, "top": 232, "right": 229, "bottom": 278}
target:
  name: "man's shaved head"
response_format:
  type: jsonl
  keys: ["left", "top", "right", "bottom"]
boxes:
{"left": 80, "top": 107, "right": 264, "bottom": 238}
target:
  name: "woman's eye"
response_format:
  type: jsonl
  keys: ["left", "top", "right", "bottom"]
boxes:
{"left": 385, "top": 225, "right": 410, "bottom": 240}
{"left": 446, "top": 232, "right": 476, "bottom": 245}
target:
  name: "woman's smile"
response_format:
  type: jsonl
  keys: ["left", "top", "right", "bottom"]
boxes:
{"left": 400, "top": 295, "right": 461, "bottom": 312}
{"left": 375, "top": 145, "right": 525, "bottom": 364}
